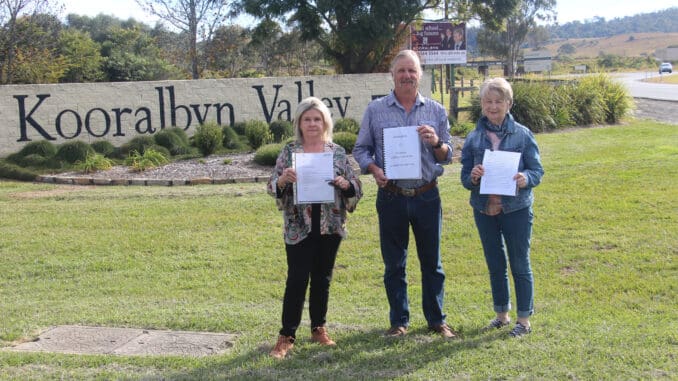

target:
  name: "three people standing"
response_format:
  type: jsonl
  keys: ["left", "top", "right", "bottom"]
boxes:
{"left": 268, "top": 53, "right": 543, "bottom": 359}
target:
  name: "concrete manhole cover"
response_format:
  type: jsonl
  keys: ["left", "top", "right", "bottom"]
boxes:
{"left": 6, "top": 325, "right": 237, "bottom": 357}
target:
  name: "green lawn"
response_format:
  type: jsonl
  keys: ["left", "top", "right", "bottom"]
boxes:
{"left": 0, "top": 120, "right": 676, "bottom": 380}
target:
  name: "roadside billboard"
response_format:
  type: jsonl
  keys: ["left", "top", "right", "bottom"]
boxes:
{"left": 410, "top": 22, "right": 467, "bottom": 65}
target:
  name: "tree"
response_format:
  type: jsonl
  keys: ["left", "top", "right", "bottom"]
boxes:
{"left": 3, "top": 12, "right": 67, "bottom": 83}
{"left": 237, "top": 0, "right": 522, "bottom": 74}
{"left": 237, "top": 0, "right": 441, "bottom": 74}
{"left": 0, "top": 0, "right": 61, "bottom": 83}
{"left": 100, "top": 26, "right": 180, "bottom": 81}
{"left": 249, "top": 18, "right": 282, "bottom": 76}
{"left": 202, "top": 23, "right": 252, "bottom": 77}
{"left": 65, "top": 13, "right": 151, "bottom": 44}
{"left": 58, "top": 29, "right": 104, "bottom": 82}
{"left": 135, "top": 0, "right": 233, "bottom": 79}
{"left": 477, "top": 0, "right": 555, "bottom": 77}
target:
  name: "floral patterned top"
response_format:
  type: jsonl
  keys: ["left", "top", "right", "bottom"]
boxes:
{"left": 267, "top": 141, "right": 363, "bottom": 245}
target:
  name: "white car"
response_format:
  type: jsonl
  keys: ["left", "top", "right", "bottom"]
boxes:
{"left": 659, "top": 62, "right": 672, "bottom": 74}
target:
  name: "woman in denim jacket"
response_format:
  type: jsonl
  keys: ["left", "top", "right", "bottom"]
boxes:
{"left": 460, "top": 78, "right": 544, "bottom": 337}
{"left": 267, "top": 97, "right": 362, "bottom": 358}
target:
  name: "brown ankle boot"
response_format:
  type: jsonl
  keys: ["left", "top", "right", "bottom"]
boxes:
{"left": 270, "top": 335, "right": 294, "bottom": 359}
{"left": 310, "top": 326, "right": 336, "bottom": 346}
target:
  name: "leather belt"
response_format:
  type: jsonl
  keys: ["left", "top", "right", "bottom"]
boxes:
{"left": 384, "top": 180, "right": 437, "bottom": 197}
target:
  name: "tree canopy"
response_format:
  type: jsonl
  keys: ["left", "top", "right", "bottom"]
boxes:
{"left": 135, "top": 0, "right": 234, "bottom": 79}
{"left": 237, "top": 0, "right": 441, "bottom": 73}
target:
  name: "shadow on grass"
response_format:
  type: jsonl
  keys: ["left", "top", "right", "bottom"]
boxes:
{"left": 168, "top": 325, "right": 511, "bottom": 379}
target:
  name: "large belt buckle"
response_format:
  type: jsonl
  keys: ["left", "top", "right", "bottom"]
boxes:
{"left": 401, "top": 187, "right": 416, "bottom": 197}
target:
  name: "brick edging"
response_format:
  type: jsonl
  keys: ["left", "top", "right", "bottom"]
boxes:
{"left": 35, "top": 175, "right": 269, "bottom": 186}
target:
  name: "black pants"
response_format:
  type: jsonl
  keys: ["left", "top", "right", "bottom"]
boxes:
{"left": 280, "top": 231, "right": 341, "bottom": 337}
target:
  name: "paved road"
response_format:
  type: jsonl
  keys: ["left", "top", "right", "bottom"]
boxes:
{"left": 615, "top": 72, "right": 678, "bottom": 101}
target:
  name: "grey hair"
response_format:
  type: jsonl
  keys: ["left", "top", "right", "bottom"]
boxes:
{"left": 293, "top": 97, "right": 334, "bottom": 143}
{"left": 479, "top": 77, "right": 513, "bottom": 105}
{"left": 390, "top": 49, "right": 423, "bottom": 77}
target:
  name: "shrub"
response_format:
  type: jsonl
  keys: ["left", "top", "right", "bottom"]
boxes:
{"left": 333, "top": 132, "right": 357, "bottom": 154}
{"left": 124, "top": 148, "right": 169, "bottom": 171}
{"left": 450, "top": 122, "right": 475, "bottom": 137}
{"left": 193, "top": 122, "right": 223, "bottom": 156}
{"left": 585, "top": 73, "right": 632, "bottom": 124}
{"left": 245, "top": 120, "right": 273, "bottom": 150}
{"left": 548, "top": 84, "right": 576, "bottom": 128}
{"left": 119, "top": 136, "right": 156, "bottom": 157}
{"left": 253, "top": 143, "right": 283, "bottom": 166}
{"left": 0, "top": 160, "right": 38, "bottom": 181}
{"left": 222, "top": 125, "right": 242, "bottom": 150}
{"left": 269, "top": 119, "right": 294, "bottom": 142}
{"left": 166, "top": 127, "right": 190, "bottom": 146}
{"left": 16, "top": 140, "right": 57, "bottom": 158}
{"left": 232, "top": 121, "right": 247, "bottom": 135}
{"left": 154, "top": 129, "right": 190, "bottom": 155}
{"left": 569, "top": 77, "right": 607, "bottom": 126}
{"left": 75, "top": 153, "right": 114, "bottom": 174}
{"left": 334, "top": 118, "right": 360, "bottom": 134}
{"left": 511, "top": 81, "right": 557, "bottom": 132}
{"left": 90, "top": 140, "right": 116, "bottom": 157}
{"left": 15, "top": 154, "right": 50, "bottom": 167}
{"left": 55, "top": 141, "right": 94, "bottom": 164}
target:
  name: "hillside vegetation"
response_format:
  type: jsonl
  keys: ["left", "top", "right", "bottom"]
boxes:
{"left": 548, "top": 7, "right": 678, "bottom": 38}
{"left": 541, "top": 32, "right": 678, "bottom": 59}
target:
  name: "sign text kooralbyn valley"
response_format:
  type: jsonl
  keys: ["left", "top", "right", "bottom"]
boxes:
{"left": 0, "top": 73, "right": 406, "bottom": 156}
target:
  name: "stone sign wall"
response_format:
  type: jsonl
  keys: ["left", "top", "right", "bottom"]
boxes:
{"left": 0, "top": 73, "right": 431, "bottom": 157}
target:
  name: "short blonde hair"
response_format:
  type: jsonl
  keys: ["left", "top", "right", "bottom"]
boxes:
{"left": 479, "top": 77, "right": 513, "bottom": 105}
{"left": 293, "top": 97, "right": 333, "bottom": 143}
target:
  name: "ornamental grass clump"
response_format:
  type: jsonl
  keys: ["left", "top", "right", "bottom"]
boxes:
{"left": 5, "top": 140, "right": 57, "bottom": 168}
{"left": 91, "top": 140, "right": 116, "bottom": 157}
{"left": 154, "top": 129, "right": 191, "bottom": 155}
{"left": 222, "top": 125, "right": 242, "bottom": 150}
{"left": 75, "top": 153, "right": 114, "bottom": 174}
{"left": 55, "top": 141, "right": 95, "bottom": 164}
{"left": 125, "top": 148, "right": 169, "bottom": 171}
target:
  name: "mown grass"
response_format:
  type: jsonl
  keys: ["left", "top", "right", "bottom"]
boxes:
{"left": 0, "top": 120, "right": 676, "bottom": 380}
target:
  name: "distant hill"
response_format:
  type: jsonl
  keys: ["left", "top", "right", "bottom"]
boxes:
{"left": 540, "top": 32, "right": 678, "bottom": 59}
{"left": 548, "top": 7, "right": 678, "bottom": 39}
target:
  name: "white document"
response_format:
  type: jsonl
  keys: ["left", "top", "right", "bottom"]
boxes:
{"left": 293, "top": 152, "right": 335, "bottom": 204}
{"left": 383, "top": 126, "right": 422, "bottom": 180}
{"left": 479, "top": 149, "right": 521, "bottom": 196}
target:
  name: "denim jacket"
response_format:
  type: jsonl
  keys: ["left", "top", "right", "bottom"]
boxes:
{"left": 460, "top": 113, "right": 544, "bottom": 214}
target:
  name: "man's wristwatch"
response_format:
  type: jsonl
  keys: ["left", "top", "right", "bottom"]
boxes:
{"left": 433, "top": 139, "right": 444, "bottom": 149}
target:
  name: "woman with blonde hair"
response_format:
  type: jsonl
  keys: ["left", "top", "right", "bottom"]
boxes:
{"left": 267, "top": 97, "right": 363, "bottom": 358}
{"left": 460, "top": 78, "right": 544, "bottom": 337}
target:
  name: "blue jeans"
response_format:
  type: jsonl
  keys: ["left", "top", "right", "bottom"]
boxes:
{"left": 376, "top": 186, "right": 446, "bottom": 328}
{"left": 473, "top": 207, "right": 534, "bottom": 318}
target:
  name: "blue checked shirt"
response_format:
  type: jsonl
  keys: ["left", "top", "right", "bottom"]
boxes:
{"left": 353, "top": 91, "right": 453, "bottom": 188}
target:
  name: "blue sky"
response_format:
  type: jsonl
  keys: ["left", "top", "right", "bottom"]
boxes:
{"left": 59, "top": 0, "right": 676, "bottom": 26}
